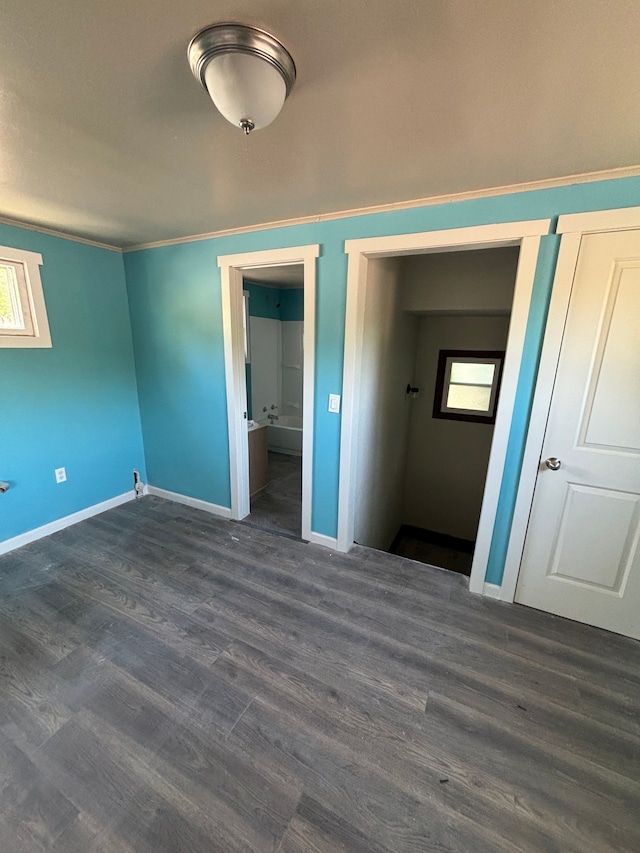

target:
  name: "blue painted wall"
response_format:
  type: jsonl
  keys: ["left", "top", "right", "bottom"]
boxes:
{"left": 0, "top": 222, "right": 146, "bottom": 542}
{"left": 244, "top": 282, "right": 304, "bottom": 321}
{"left": 123, "top": 175, "right": 640, "bottom": 584}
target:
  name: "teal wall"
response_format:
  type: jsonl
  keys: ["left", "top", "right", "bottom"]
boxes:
{"left": 244, "top": 282, "right": 304, "bottom": 321}
{"left": 124, "top": 175, "right": 640, "bottom": 585}
{"left": 0, "top": 222, "right": 146, "bottom": 542}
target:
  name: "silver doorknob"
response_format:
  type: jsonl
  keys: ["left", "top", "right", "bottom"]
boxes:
{"left": 545, "top": 457, "right": 562, "bottom": 471}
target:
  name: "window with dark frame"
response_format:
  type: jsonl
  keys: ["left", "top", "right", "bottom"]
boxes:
{"left": 433, "top": 350, "right": 505, "bottom": 424}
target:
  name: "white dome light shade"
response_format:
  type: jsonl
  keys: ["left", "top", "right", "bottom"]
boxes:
{"left": 188, "top": 23, "right": 296, "bottom": 134}
{"left": 203, "top": 52, "right": 287, "bottom": 131}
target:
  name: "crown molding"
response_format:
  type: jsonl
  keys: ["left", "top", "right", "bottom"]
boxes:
{"left": 2, "top": 163, "right": 639, "bottom": 254}
{"left": 0, "top": 215, "right": 122, "bottom": 252}
{"left": 123, "top": 163, "right": 640, "bottom": 253}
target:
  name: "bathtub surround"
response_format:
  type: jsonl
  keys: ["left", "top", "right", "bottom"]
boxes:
{"left": 247, "top": 289, "right": 304, "bottom": 427}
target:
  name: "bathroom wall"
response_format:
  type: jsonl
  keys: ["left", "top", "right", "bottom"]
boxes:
{"left": 244, "top": 283, "right": 304, "bottom": 422}
{"left": 354, "top": 257, "right": 418, "bottom": 551}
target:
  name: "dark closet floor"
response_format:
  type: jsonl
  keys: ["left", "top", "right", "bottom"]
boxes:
{"left": 390, "top": 527, "right": 474, "bottom": 576}
{"left": 248, "top": 451, "right": 302, "bottom": 538}
{"left": 0, "top": 496, "right": 638, "bottom": 852}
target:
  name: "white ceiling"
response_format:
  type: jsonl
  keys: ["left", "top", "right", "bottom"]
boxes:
{"left": 1, "top": 1, "right": 639, "bottom": 248}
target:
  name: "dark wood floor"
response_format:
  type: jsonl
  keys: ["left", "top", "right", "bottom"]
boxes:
{"left": 0, "top": 497, "right": 639, "bottom": 852}
{"left": 249, "top": 452, "right": 302, "bottom": 538}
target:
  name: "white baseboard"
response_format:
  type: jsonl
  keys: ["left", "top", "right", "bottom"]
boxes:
{"left": 0, "top": 491, "right": 136, "bottom": 556}
{"left": 146, "top": 485, "right": 232, "bottom": 519}
{"left": 482, "top": 582, "right": 502, "bottom": 599}
{"left": 307, "top": 531, "right": 339, "bottom": 550}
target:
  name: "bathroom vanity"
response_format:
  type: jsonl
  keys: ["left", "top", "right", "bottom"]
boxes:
{"left": 248, "top": 422, "right": 268, "bottom": 498}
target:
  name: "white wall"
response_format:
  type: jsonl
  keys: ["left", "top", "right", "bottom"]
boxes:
{"left": 403, "top": 314, "right": 511, "bottom": 541}
{"left": 250, "top": 317, "right": 280, "bottom": 418}
{"left": 280, "top": 321, "right": 303, "bottom": 417}
{"left": 401, "top": 247, "right": 520, "bottom": 314}
{"left": 250, "top": 317, "right": 303, "bottom": 421}
{"left": 354, "top": 258, "right": 418, "bottom": 550}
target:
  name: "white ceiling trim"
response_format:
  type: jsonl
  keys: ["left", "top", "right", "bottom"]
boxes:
{"left": 0, "top": 215, "right": 122, "bottom": 252}
{"left": 1, "top": 163, "right": 639, "bottom": 255}
{"left": 122, "top": 164, "right": 640, "bottom": 253}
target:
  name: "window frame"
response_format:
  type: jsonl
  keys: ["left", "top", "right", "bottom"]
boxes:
{"left": 433, "top": 349, "right": 505, "bottom": 424}
{"left": 0, "top": 245, "right": 51, "bottom": 348}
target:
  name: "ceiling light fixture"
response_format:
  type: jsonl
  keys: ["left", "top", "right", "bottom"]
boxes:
{"left": 188, "top": 23, "right": 296, "bottom": 135}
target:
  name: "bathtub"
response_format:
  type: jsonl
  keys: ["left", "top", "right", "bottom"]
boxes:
{"left": 260, "top": 415, "right": 303, "bottom": 455}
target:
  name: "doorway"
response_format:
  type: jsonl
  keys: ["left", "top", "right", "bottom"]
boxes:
{"left": 244, "top": 266, "right": 304, "bottom": 537}
{"left": 338, "top": 220, "right": 551, "bottom": 596}
{"left": 352, "top": 248, "right": 518, "bottom": 576}
{"left": 218, "top": 245, "right": 319, "bottom": 543}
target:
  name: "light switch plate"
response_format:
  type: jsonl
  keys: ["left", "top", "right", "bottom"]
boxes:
{"left": 328, "top": 394, "right": 341, "bottom": 413}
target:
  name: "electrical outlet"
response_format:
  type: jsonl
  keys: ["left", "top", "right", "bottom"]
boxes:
{"left": 55, "top": 467, "right": 66, "bottom": 483}
{"left": 328, "top": 394, "right": 341, "bottom": 413}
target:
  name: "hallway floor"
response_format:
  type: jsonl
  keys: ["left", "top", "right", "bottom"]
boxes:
{"left": 248, "top": 451, "right": 302, "bottom": 538}
{"left": 0, "top": 496, "right": 638, "bottom": 851}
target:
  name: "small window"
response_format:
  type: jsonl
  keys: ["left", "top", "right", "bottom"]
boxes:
{"left": 433, "top": 350, "right": 504, "bottom": 424}
{"left": 0, "top": 246, "right": 51, "bottom": 348}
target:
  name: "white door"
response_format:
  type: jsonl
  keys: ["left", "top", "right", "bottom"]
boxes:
{"left": 516, "top": 229, "right": 640, "bottom": 640}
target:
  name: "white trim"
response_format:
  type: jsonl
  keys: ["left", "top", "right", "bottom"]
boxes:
{"left": 218, "top": 244, "right": 319, "bottom": 542}
{"left": 123, "top": 164, "right": 640, "bottom": 253}
{"left": 220, "top": 264, "right": 250, "bottom": 520}
{"left": 307, "top": 531, "right": 339, "bottom": 550}
{"left": 2, "top": 166, "right": 637, "bottom": 255}
{"left": 469, "top": 235, "right": 542, "bottom": 593}
{"left": 337, "top": 222, "right": 550, "bottom": 601}
{"left": 499, "top": 233, "right": 582, "bottom": 602}
{"left": 557, "top": 206, "right": 640, "bottom": 234}
{"left": 482, "top": 582, "right": 502, "bottom": 599}
{"left": 0, "top": 244, "right": 52, "bottom": 348}
{"left": 0, "top": 491, "right": 135, "bottom": 556}
{"left": 146, "top": 485, "right": 232, "bottom": 518}
{"left": 0, "top": 215, "right": 122, "bottom": 252}
{"left": 344, "top": 220, "right": 550, "bottom": 256}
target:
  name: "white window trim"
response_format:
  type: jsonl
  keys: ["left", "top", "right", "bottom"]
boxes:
{"left": 0, "top": 245, "right": 51, "bottom": 348}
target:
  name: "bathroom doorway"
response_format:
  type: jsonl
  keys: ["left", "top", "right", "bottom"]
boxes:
{"left": 244, "top": 267, "right": 304, "bottom": 537}
{"left": 218, "top": 245, "right": 319, "bottom": 543}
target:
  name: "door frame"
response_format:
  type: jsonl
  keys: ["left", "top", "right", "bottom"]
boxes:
{"left": 501, "top": 205, "right": 640, "bottom": 602}
{"left": 218, "top": 244, "right": 319, "bottom": 542}
{"left": 336, "top": 220, "right": 551, "bottom": 597}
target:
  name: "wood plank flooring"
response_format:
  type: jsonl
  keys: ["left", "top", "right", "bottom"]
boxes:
{"left": 0, "top": 496, "right": 639, "bottom": 852}
{"left": 248, "top": 452, "right": 302, "bottom": 538}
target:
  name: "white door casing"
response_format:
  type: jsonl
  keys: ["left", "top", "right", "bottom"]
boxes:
{"left": 337, "top": 219, "right": 551, "bottom": 592}
{"left": 218, "top": 245, "right": 319, "bottom": 544}
{"left": 515, "top": 227, "right": 640, "bottom": 639}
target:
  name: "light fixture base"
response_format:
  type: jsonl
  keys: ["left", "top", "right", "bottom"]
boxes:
{"left": 188, "top": 23, "right": 296, "bottom": 98}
